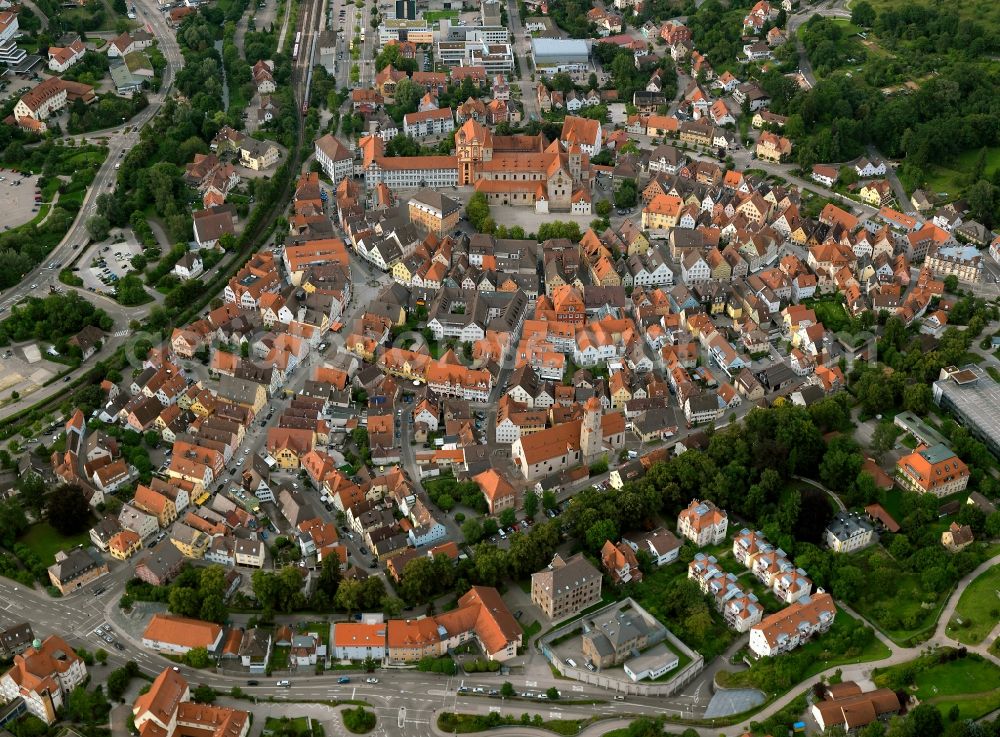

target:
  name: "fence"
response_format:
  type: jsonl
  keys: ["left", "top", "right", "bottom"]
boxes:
{"left": 537, "top": 598, "right": 704, "bottom": 697}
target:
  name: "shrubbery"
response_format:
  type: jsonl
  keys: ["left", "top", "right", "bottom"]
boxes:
{"left": 342, "top": 707, "right": 376, "bottom": 734}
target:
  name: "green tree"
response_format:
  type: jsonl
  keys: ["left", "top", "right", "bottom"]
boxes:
{"left": 850, "top": 0, "right": 875, "bottom": 26}
{"left": 106, "top": 668, "right": 130, "bottom": 702}
{"left": 313, "top": 554, "right": 342, "bottom": 609}
{"left": 465, "top": 191, "right": 491, "bottom": 231}
{"left": 585, "top": 518, "right": 618, "bottom": 553}
{"left": 399, "top": 556, "right": 438, "bottom": 604}
{"left": 870, "top": 421, "right": 897, "bottom": 460}
{"left": 903, "top": 383, "right": 932, "bottom": 415}
{"left": 46, "top": 484, "right": 92, "bottom": 535}
{"left": 966, "top": 180, "right": 996, "bottom": 227}
{"left": 115, "top": 274, "right": 149, "bottom": 306}
{"left": 384, "top": 134, "right": 421, "bottom": 157}
{"left": 500, "top": 681, "right": 515, "bottom": 698}
{"left": 546, "top": 687, "right": 559, "bottom": 700}
{"left": 169, "top": 586, "right": 202, "bottom": 619}
{"left": 819, "top": 436, "right": 863, "bottom": 493}
{"left": 614, "top": 179, "right": 638, "bottom": 209}
{"left": 523, "top": 491, "right": 539, "bottom": 520}
{"left": 184, "top": 647, "right": 211, "bottom": 668}
{"left": 462, "top": 517, "right": 484, "bottom": 544}
{"left": 335, "top": 578, "right": 364, "bottom": 614}
{"left": 191, "top": 685, "right": 216, "bottom": 703}
{"left": 499, "top": 508, "right": 517, "bottom": 528}
{"left": 86, "top": 214, "right": 111, "bottom": 241}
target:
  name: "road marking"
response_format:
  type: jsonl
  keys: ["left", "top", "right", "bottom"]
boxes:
{"left": 571, "top": 685, "right": 583, "bottom": 692}
{"left": 488, "top": 706, "right": 500, "bottom": 714}
{"left": 525, "top": 680, "right": 536, "bottom": 687}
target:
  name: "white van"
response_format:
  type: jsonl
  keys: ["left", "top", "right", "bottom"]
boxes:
{"left": 565, "top": 658, "right": 577, "bottom": 667}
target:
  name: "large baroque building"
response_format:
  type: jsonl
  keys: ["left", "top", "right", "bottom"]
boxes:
{"left": 361, "top": 119, "right": 591, "bottom": 213}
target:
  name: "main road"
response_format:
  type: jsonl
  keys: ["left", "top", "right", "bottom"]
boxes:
{"left": 0, "top": 0, "right": 183, "bottom": 314}
{"left": 0, "top": 532, "right": 995, "bottom": 737}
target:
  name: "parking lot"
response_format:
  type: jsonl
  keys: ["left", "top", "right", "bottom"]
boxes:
{"left": 79, "top": 242, "right": 144, "bottom": 291}
{"left": 0, "top": 170, "right": 43, "bottom": 232}
{"left": 0, "top": 346, "right": 64, "bottom": 405}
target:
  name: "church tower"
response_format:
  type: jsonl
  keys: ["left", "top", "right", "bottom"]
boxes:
{"left": 456, "top": 119, "right": 493, "bottom": 186}
{"left": 580, "top": 396, "right": 602, "bottom": 464}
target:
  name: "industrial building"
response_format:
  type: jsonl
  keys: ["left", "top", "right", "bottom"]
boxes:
{"left": 531, "top": 38, "right": 590, "bottom": 73}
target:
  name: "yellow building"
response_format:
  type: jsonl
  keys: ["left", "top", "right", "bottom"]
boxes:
{"left": 108, "top": 530, "right": 142, "bottom": 560}
{"left": 170, "top": 525, "right": 211, "bottom": 558}
{"left": 408, "top": 188, "right": 461, "bottom": 237}
{"left": 392, "top": 260, "right": 413, "bottom": 286}
{"left": 642, "top": 194, "right": 683, "bottom": 230}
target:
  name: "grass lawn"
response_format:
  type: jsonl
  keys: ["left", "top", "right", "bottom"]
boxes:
{"left": 424, "top": 9, "right": 458, "bottom": 21}
{"left": 263, "top": 717, "right": 311, "bottom": 735}
{"left": 300, "top": 621, "right": 330, "bottom": 648}
{"left": 18, "top": 523, "right": 92, "bottom": 565}
{"left": 269, "top": 646, "right": 291, "bottom": 671}
{"left": 803, "top": 297, "right": 851, "bottom": 333}
{"left": 875, "top": 653, "right": 1000, "bottom": 720}
{"left": 522, "top": 620, "right": 541, "bottom": 640}
{"left": 799, "top": 611, "right": 890, "bottom": 678}
{"left": 843, "top": 547, "right": 948, "bottom": 647}
{"left": 722, "top": 609, "right": 889, "bottom": 692}
{"left": 923, "top": 146, "right": 1000, "bottom": 200}
{"left": 949, "top": 565, "right": 1000, "bottom": 645}
{"left": 877, "top": 488, "right": 909, "bottom": 525}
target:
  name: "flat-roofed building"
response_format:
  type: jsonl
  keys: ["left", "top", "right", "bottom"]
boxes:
{"left": 531, "top": 38, "right": 589, "bottom": 72}
{"left": 933, "top": 364, "right": 1000, "bottom": 458}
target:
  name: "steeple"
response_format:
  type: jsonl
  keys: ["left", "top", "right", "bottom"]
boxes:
{"left": 580, "top": 396, "right": 602, "bottom": 464}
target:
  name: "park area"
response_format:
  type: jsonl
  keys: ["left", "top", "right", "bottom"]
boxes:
{"left": 874, "top": 649, "right": 1000, "bottom": 720}
{"left": 922, "top": 146, "right": 1000, "bottom": 201}
{"left": 18, "top": 522, "right": 92, "bottom": 565}
{"left": 949, "top": 564, "right": 1000, "bottom": 645}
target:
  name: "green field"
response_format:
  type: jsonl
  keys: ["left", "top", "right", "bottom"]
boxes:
{"left": 875, "top": 652, "right": 1000, "bottom": 720}
{"left": 949, "top": 565, "right": 1000, "bottom": 645}
{"left": 847, "top": 549, "right": 949, "bottom": 646}
{"left": 263, "top": 717, "right": 311, "bottom": 736}
{"left": 799, "top": 611, "right": 891, "bottom": 678}
{"left": 18, "top": 523, "right": 93, "bottom": 565}
{"left": 802, "top": 297, "right": 851, "bottom": 334}
{"left": 424, "top": 9, "right": 458, "bottom": 21}
{"left": 268, "top": 646, "right": 291, "bottom": 670}
{"left": 923, "top": 146, "right": 1000, "bottom": 200}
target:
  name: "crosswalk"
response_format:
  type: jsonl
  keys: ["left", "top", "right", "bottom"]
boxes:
{"left": 113, "top": 329, "right": 130, "bottom": 337}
